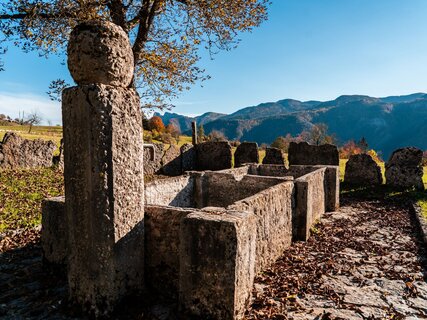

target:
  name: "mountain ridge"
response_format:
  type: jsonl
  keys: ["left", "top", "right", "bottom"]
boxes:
{"left": 157, "top": 93, "right": 427, "bottom": 158}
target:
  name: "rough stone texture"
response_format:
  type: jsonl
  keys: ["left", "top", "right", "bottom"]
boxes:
{"left": 385, "top": 147, "right": 424, "bottom": 190}
{"left": 197, "top": 172, "right": 290, "bottom": 208}
{"left": 145, "top": 175, "right": 195, "bottom": 208}
{"left": 162, "top": 144, "right": 182, "bottom": 176}
{"left": 196, "top": 141, "right": 232, "bottom": 171}
{"left": 143, "top": 143, "right": 164, "bottom": 175}
{"left": 288, "top": 165, "right": 340, "bottom": 212}
{"left": 67, "top": 21, "right": 134, "bottom": 87}
{"left": 0, "top": 132, "right": 57, "bottom": 169}
{"left": 145, "top": 205, "right": 193, "bottom": 299}
{"left": 62, "top": 84, "right": 144, "bottom": 315}
{"left": 293, "top": 168, "right": 326, "bottom": 241}
{"left": 180, "top": 143, "right": 196, "bottom": 172}
{"left": 345, "top": 154, "right": 382, "bottom": 185}
{"left": 288, "top": 141, "right": 339, "bottom": 166}
{"left": 41, "top": 196, "right": 67, "bottom": 265}
{"left": 234, "top": 142, "right": 259, "bottom": 167}
{"left": 179, "top": 210, "right": 257, "bottom": 320}
{"left": 412, "top": 203, "right": 427, "bottom": 249}
{"left": 262, "top": 147, "right": 285, "bottom": 165}
{"left": 229, "top": 181, "right": 294, "bottom": 274}
{"left": 249, "top": 164, "right": 340, "bottom": 212}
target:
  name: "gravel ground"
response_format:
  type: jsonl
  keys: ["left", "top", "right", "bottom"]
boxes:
{"left": 1, "top": 194, "right": 426, "bottom": 320}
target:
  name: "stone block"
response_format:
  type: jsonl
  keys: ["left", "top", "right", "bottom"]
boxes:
{"left": 181, "top": 143, "right": 196, "bottom": 172}
{"left": 162, "top": 144, "right": 182, "bottom": 176}
{"left": 293, "top": 168, "right": 326, "bottom": 241}
{"left": 41, "top": 196, "right": 67, "bottom": 265}
{"left": 179, "top": 209, "right": 257, "bottom": 320}
{"left": 145, "top": 205, "right": 193, "bottom": 299}
{"left": 262, "top": 147, "right": 285, "bottom": 165}
{"left": 198, "top": 172, "right": 290, "bottom": 208}
{"left": 230, "top": 181, "right": 294, "bottom": 274}
{"left": 386, "top": 147, "right": 424, "bottom": 190}
{"left": 0, "top": 132, "right": 57, "bottom": 169}
{"left": 143, "top": 143, "right": 164, "bottom": 175}
{"left": 234, "top": 142, "right": 259, "bottom": 167}
{"left": 345, "top": 154, "right": 382, "bottom": 186}
{"left": 62, "top": 84, "right": 144, "bottom": 314}
{"left": 288, "top": 141, "right": 339, "bottom": 166}
{"left": 196, "top": 141, "right": 232, "bottom": 171}
{"left": 145, "top": 175, "right": 195, "bottom": 208}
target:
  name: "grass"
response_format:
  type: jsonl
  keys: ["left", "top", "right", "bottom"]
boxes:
{"left": 0, "top": 125, "right": 63, "bottom": 148}
{"left": 0, "top": 167, "right": 64, "bottom": 232}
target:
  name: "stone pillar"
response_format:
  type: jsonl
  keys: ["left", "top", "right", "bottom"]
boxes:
{"left": 62, "top": 21, "right": 144, "bottom": 315}
{"left": 191, "top": 121, "right": 198, "bottom": 145}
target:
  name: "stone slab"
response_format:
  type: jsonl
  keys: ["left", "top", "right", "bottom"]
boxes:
{"left": 179, "top": 209, "right": 257, "bottom": 320}
{"left": 41, "top": 196, "right": 67, "bottom": 265}
{"left": 288, "top": 141, "right": 339, "bottom": 166}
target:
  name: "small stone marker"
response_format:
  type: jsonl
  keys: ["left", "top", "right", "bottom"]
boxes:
{"left": 288, "top": 141, "right": 339, "bottom": 166}
{"left": 196, "top": 141, "right": 232, "bottom": 171}
{"left": 385, "top": 147, "right": 424, "bottom": 190}
{"left": 345, "top": 154, "right": 382, "bottom": 186}
{"left": 234, "top": 142, "right": 259, "bottom": 167}
{"left": 262, "top": 147, "right": 285, "bottom": 165}
{"left": 62, "top": 21, "right": 144, "bottom": 314}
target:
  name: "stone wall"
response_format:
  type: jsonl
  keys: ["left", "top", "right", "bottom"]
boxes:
{"left": 0, "top": 132, "right": 57, "bottom": 169}
{"left": 179, "top": 209, "right": 257, "bottom": 320}
{"left": 288, "top": 141, "right": 339, "bottom": 166}
{"left": 145, "top": 175, "right": 195, "bottom": 207}
{"left": 249, "top": 164, "right": 340, "bottom": 212}
{"left": 293, "top": 168, "right": 326, "bottom": 241}
{"left": 144, "top": 205, "right": 194, "bottom": 299}
{"left": 229, "top": 181, "right": 294, "bottom": 274}
{"left": 198, "top": 172, "right": 291, "bottom": 208}
{"left": 43, "top": 165, "right": 333, "bottom": 319}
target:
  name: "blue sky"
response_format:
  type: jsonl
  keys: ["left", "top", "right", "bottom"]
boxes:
{"left": 1, "top": 0, "right": 427, "bottom": 123}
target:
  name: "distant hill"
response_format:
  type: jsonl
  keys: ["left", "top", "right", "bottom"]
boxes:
{"left": 157, "top": 93, "right": 427, "bottom": 159}
{"left": 153, "top": 111, "right": 226, "bottom": 132}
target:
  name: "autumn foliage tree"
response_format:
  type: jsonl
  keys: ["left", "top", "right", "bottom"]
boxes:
{"left": 0, "top": 0, "right": 269, "bottom": 107}
{"left": 148, "top": 116, "right": 165, "bottom": 132}
{"left": 165, "top": 122, "right": 180, "bottom": 139}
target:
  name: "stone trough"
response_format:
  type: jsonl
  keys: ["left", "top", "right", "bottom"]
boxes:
{"left": 42, "top": 164, "right": 339, "bottom": 319}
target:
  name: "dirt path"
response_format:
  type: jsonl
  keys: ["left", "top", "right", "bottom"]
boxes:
{"left": 1, "top": 195, "right": 426, "bottom": 319}
{"left": 246, "top": 196, "right": 427, "bottom": 320}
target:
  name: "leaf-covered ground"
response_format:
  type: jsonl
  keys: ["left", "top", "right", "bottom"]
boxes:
{"left": 0, "top": 168, "right": 64, "bottom": 251}
{"left": 245, "top": 192, "right": 427, "bottom": 320}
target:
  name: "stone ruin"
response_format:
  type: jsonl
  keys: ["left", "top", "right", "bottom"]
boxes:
{"left": 0, "top": 132, "right": 57, "bottom": 169}
{"left": 40, "top": 20, "right": 344, "bottom": 319}
{"left": 385, "top": 147, "right": 424, "bottom": 190}
{"left": 234, "top": 142, "right": 259, "bottom": 167}
{"left": 344, "top": 153, "right": 383, "bottom": 186}
{"left": 43, "top": 164, "right": 340, "bottom": 319}
{"left": 288, "top": 141, "right": 339, "bottom": 166}
{"left": 262, "top": 147, "right": 285, "bottom": 165}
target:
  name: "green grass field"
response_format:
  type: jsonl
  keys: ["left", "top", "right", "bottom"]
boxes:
{"left": 0, "top": 125, "right": 63, "bottom": 147}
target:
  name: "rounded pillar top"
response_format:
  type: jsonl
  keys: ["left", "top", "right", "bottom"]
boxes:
{"left": 67, "top": 20, "right": 134, "bottom": 87}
